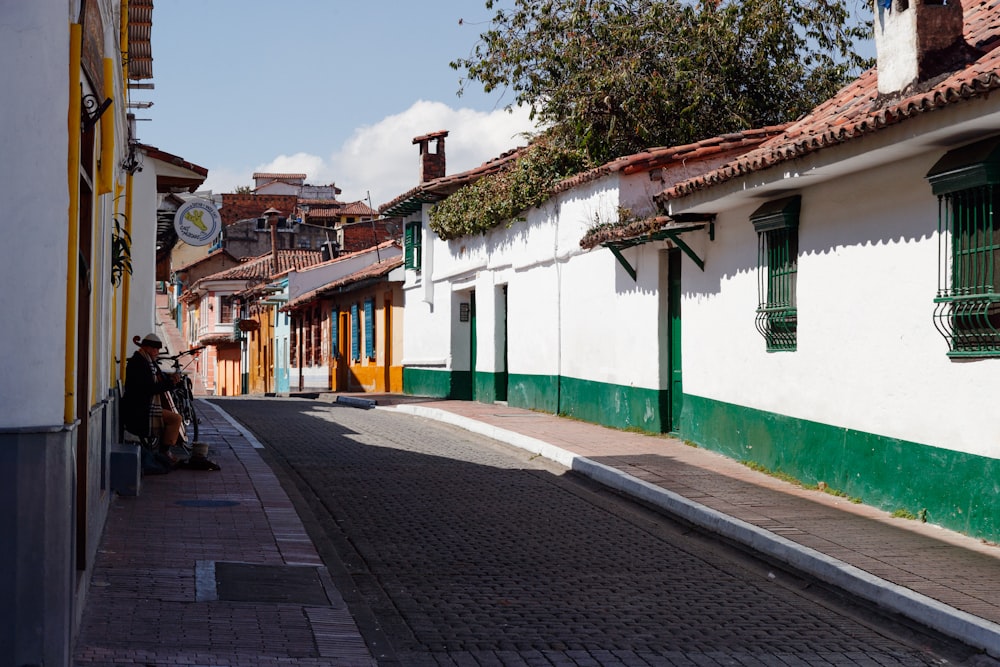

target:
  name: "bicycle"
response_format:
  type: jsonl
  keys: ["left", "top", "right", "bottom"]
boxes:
{"left": 157, "top": 345, "right": 206, "bottom": 448}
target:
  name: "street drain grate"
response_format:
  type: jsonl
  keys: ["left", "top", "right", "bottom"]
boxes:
{"left": 213, "top": 562, "right": 330, "bottom": 605}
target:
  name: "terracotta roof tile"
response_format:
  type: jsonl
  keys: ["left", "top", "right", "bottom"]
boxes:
{"left": 298, "top": 198, "right": 345, "bottom": 207}
{"left": 337, "top": 201, "right": 378, "bottom": 216}
{"left": 379, "top": 148, "right": 525, "bottom": 215}
{"left": 193, "top": 249, "right": 323, "bottom": 287}
{"left": 661, "top": 0, "right": 1000, "bottom": 201}
{"left": 552, "top": 126, "right": 788, "bottom": 196}
{"left": 306, "top": 208, "right": 341, "bottom": 218}
{"left": 381, "top": 125, "right": 785, "bottom": 218}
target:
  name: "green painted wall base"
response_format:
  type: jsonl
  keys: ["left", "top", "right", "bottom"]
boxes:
{"left": 507, "top": 373, "right": 558, "bottom": 413}
{"left": 473, "top": 371, "right": 509, "bottom": 404}
{"left": 678, "top": 393, "right": 1000, "bottom": 542}
{"left": 556, "top": 375, "right": 667, "bottom": 433}
{"left": 408, "top": 369, "right": 666, "bottom": 432}
{"left": 403, "top": 366, "right": 1000, "bottom": 542}
{"left": 403, "top": 367, "right": 470, "bottom": 400}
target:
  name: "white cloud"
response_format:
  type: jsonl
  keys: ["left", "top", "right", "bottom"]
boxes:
{"left": 201, "top": 101, "right": 538, "bottom": 208}
{"left": 199, "top": 164, "right": 252, "bottom": 195}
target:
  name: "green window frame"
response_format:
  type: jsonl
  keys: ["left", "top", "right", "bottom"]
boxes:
{"left": 751, "top": 196, "right": 800, "bottom": 352}
{"left": 364, "top": 298, "right": 375, "bottom": 359}
{"left": 927, "top": 137, "right": 1000, "bottom": 357}
{"left": 350, "top": 303, "right": 360, "bottom": 362}
{"left": 404, "top": 220, "right": 422, "bottom": 270}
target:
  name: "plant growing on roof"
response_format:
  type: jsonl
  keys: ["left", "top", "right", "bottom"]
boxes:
{"left": 428, "top": 135, "right": 593, "bottom": 240}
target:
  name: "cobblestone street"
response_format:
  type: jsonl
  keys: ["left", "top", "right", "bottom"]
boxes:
{"left": 215, "top": 397, "right": 968, "bottom": 667}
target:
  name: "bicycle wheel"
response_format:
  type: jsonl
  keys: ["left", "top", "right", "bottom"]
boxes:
{"left": 180, "top": 378, "right": 198, "bottom": 442}
{"left": 170, "top": 389, "right": 192, "bottom": 440}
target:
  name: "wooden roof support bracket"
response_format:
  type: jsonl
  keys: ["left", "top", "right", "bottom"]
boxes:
{"left": 602, "top": 219, "right": 713, "bottom": 280}
{"left": 607, "top": 244, "right": 638, "bottom": 281}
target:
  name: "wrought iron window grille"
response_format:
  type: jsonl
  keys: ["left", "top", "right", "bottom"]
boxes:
{"left": 751, "top": 196, "right": 800, "bottom": 352}
{"left": 927, "top": 137, "right": 1000, "bottom": 358}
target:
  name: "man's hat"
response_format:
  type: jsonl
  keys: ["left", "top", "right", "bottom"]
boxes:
{"left": 139, "top": 333, "right": 162, "bottom": 348}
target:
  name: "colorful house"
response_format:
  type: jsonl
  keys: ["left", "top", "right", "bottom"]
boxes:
{"left": 282, "top": 242, "right": 405, "bottom": 393}
{"left": 180, "top": 249, "right": 323, "bottom": 395}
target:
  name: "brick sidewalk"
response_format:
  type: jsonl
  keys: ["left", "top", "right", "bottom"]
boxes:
{"left": 72, "top": 401, "right": 374, "bottom": 666}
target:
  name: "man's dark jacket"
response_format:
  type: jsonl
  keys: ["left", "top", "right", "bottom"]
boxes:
{"left": 121, "top": 350, "right": 173, "bottom": 437}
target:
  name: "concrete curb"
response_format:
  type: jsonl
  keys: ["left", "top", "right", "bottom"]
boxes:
{"left": 389, "top": 403, "right": 1000, "bottom": 658}
{"left": 202, "top": 399, "right": 266, "bottom": 449}
{"left": 337, "top": 395, "right": 376, "bottom": 410}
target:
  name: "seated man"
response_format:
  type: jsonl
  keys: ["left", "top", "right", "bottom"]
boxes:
{"left": 121, "top": 333, "right": 183, "bottom": 462}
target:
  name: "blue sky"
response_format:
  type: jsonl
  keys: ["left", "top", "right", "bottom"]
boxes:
{"left": 139, "top": 0, "right": 537, "bottom": 206}
{"left": 139, "top": 0, "right": 875, "bottom": 208}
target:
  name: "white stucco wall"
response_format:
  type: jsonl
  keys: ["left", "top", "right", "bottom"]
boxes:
{"left": 404, "top": 172, "right": 669, "bottom": 390}
{"left": 559, "top": 245, "right": 666, "bottom": 387}
{"left": 0, "top": 2, "right": 70, "bottom": 427}
{"left": 681, "top": 153, "right": 999, "bottom": 458}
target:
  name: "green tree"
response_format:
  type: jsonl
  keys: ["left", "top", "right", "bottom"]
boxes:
{"left": 453, "top": 0, "right": 871, "bottom": 164}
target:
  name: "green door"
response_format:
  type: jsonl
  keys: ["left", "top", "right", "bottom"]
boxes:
{"left": 497, "top": 285, "right": 508, "bottom": 402}
{"left": 668, "top": 248, "right": 683, "bottom": 432}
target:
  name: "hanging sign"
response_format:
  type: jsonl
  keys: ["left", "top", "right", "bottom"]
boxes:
{"left": 174, "top": 199, "right": 222, "bottom": 247}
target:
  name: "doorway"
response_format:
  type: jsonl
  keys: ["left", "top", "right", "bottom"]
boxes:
{"left": 469, "top": 291, "right": 478, "bottom": 401}
{"left": 496, "top": 285, "right": 508, "bottom": 402}
{"left": 667, "top": 248, "right": 682, "bottom": 433}
{"left": 383, "top": 296, "right": 392, "bottom": 392}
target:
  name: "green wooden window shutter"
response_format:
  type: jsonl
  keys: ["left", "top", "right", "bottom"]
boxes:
{"left": 364, "top": 298, "right": 375, "bottom": 359}
{"left": 751, "top": 196, "right": 800, "bottom": 352}
{"left": 351, "top": 303, "right": 360, "bottom": 362}
{"left": 405, "top": 221, "right": 422, "bottom": 270}
{"left": 927, "top": 137, "right": 1000, "bottom": 357}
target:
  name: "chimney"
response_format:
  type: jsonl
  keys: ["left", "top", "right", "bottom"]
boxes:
{"left": 263, "top": 207, "right": 281, "bottom": 275}
{"left": 875, "top": 0, "right": 970, "bottom": 96}
{"left": 413, "top": 130, "right": 448, "bottom": 183}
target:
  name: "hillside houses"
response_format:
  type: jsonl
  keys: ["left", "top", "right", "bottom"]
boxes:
{"left": 166, "top": 171, "right": 405, "bottom": 396}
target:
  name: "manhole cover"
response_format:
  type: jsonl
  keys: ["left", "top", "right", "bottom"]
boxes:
{"left": 175, "top": 499, "right": 241, "bottom": 508}
{"left": 214, "top": 562, "right": 330, "bottom": 605}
